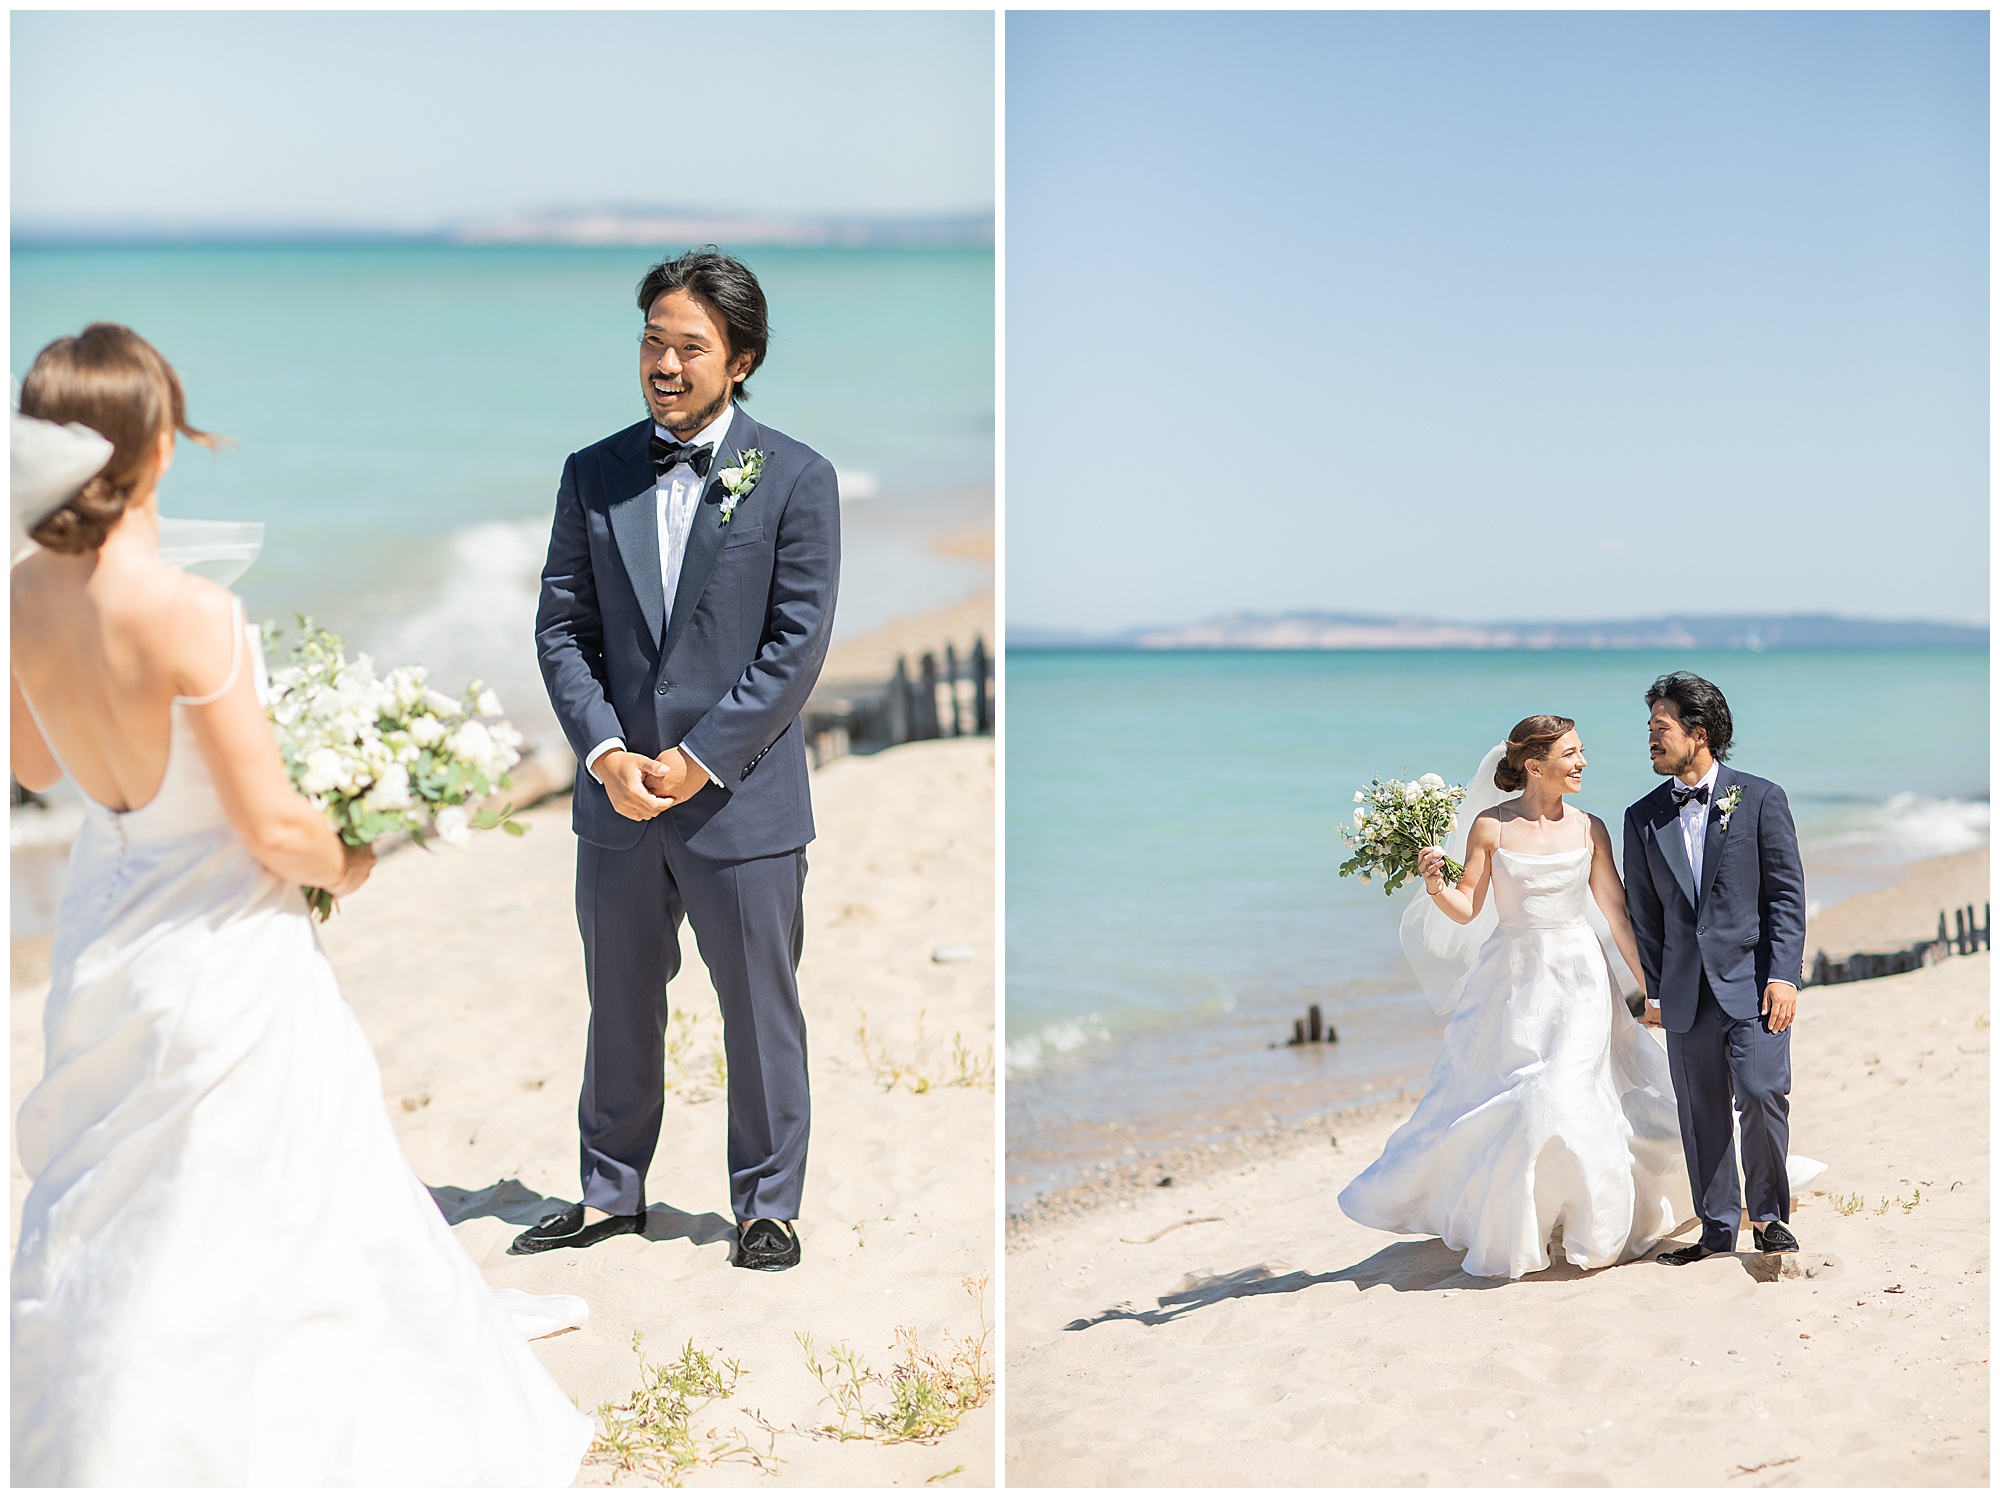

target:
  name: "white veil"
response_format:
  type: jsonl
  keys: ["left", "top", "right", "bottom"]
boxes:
{"left": 1397, "top": 740, "right": 1630, "bottom": 1015}
{"left": 156, "top": 517, "right": 265, "bottom": 586}
{"left": 1398, "top": 743, "right": 1509, "bottom": 1015}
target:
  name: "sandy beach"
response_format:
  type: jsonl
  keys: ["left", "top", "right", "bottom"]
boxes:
{"left": 1006, "top": 853, "right": 1990, "bottom": 1487}
{"left": 11, "top": 641, "right": 995, "bottom": 1484}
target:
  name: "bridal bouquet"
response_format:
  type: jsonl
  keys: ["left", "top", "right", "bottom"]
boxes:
{"left": 1338, "top": 773, "right": 1468, "bottom": 896}
{"left": 265, "top": 619, "right": 527, "bottom": 920}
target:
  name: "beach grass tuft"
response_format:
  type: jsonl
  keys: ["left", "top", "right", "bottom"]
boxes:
{"left": 797, "top": 1275, "right": 995, "bottom": 1445}
{"left": 663, "top": 1010, "right": 729, "bottom": 1103}
{"left": 588, "top": 1332, "right": 777, "bottom": 1485}
{"left": 856, "top": 1009, "right": 994, "bottom": 1093}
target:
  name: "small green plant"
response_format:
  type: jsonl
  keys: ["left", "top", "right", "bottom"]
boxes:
{"left": 589, "top": 1332, "right": 775, "bottom": 1485}
{"left": 857, "top": 1009, "right": 994, "bottom": 1094}
{"left": 663, "top": 1011, "right": 729, "bottom": 1103}
{"left": 797, "top": 1334, "right": 874, "bottom": 1441}
{"left": 797, "top": 1275, "right": 996, "bottom": 1445}
{"left": 1831, "top": 1191, "right": 1864, "bottom": 1216}
{"left": 1899, "top": 1185, "right": 1924, "bottom": 1214}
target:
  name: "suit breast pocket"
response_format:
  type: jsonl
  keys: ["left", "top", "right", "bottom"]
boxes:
{"left": 719, "top": 524, "right": 768, "bottom": 550}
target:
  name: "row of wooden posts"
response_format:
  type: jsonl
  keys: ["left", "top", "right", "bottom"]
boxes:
{"left": 803, "top": 637, "right": 993, "bottom": 768}
{"left": 1807, "top": 903, "right": 1991, "bottom": 987}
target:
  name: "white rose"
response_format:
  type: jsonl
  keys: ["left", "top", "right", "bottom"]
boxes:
{"left": 1418, "top": 773, "right": 1445, "bottom": 792}
{"left": 362, "top": 763, "right": 412, "bottom": 813}
{"left": 475, "top": 688, "right": 504, "bottom": 718}
{"left": 299, "top": 748, "right": 345, "bottom": 796}
{"left": 433, "top": 803, "right": 472, "bottom": 849}
{"left": 425, "top": 689, "right": 462, "bottom": 720}
{"left": 1403, "top": 782, "right": 1422, "bottom": 804}
{"left": 719, "top": 466, "right": 744, "bottom": 488}
{"left": 408, "top": 715, "right": 447, "bottom": 748}
{"left": 447, "top": 719, "right": 498, "bottom": 772}
{"left": 1353, "top": 790, "right": 1366, "bottom": 803}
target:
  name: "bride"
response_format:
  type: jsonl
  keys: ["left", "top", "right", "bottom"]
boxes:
{"left": 9, "top": 325, "right": 592, "bottom": 1484}
{"left": 1337, "top": 715, "right": 1692, "bottom": 1279}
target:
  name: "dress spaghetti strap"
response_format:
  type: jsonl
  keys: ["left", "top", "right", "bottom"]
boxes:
{"left": 173, "top": 596, "right": 246, "bottom": 707}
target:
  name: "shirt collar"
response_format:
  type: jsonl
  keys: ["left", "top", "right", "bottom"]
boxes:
{"left": 652, "top": 402, "right": 738, "bottom": 462}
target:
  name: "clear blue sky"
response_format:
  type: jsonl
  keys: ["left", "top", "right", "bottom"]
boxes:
{"left": 1007, "top": 11, "right": 1988, "bottom": 629}
{"left": 13, "top": 11, "right": 993, "bottom": 229}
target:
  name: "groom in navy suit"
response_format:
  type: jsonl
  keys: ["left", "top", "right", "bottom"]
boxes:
{"left": 518, "top": 248, "right": 839, "bottom": 1270}
{"left": 1623, "top": 672, "right": 1806, "bottom": 1264}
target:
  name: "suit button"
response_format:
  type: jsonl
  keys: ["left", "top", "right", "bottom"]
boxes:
{"left": 656, "top": 682, "right": 668, "bottom": 695}
{"left": 1697, "top": 927, "right": 1705, "bottom": 935}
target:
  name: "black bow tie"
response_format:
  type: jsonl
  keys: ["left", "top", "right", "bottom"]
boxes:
{"left": 1670, "top": 782, "right": 1711, "bottom": 809}
{"left": 649, "top": 434, "right": 714, "bottom": 478}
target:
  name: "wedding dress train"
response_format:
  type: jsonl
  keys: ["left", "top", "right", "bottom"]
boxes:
{"left": 11, "top": 619, "right": 592, "bottom": 1485}
{"left": 1338, "top": 846, "right": 1693, "bottom": 1279}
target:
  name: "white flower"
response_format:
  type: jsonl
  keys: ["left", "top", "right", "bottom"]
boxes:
{"left": 1403, "top": 782, "right": 1423, "bottom": 804}
{"left": 1354, "top": 807, "right": 1366, "bottom": 827}
{"left": 718, "top": 466, "right": 744, "bottom": 489}
{"left": 475, "top": 688, "right": 504, "bottom": 718}
{"left": 408, "top": 714, "right": 447, "bottom": 747}
{"left": 1418, "top": 773, "right": 1445, "bottom": 792}
{"left": 433, "top": 803, "right": 472, "bottom": 849}
{"left": 362, "top": 763, "right": 412, "bottom": 813}
{"left": 299, "top": 747, "right": 346, "bottom": 796}
{"left": 424, "top": 688, "right": 462, "bottom": 720}
{"left": 1353, "top": 790, "right": 1366, "bottom": 803}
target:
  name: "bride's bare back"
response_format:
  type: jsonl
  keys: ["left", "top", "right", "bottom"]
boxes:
{"left": 11, "top": 544, "right": 238, "bottom": 812}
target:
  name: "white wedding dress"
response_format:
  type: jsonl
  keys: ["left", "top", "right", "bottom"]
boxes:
{"left": 11, "top": 612, "right": 593, "bottom": 1485}
{"left": 1338, "top": 844, "right": 1693, "bottom": 1279}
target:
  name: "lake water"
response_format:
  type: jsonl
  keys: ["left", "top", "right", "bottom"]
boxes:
{"left": 11, "top": 243, "right": 995, "bottom": 749}
{"left": 1005, "top": 648, "right": 1989, "bottom": 1207}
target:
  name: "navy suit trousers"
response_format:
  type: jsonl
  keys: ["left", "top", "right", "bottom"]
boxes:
{"left": 574, "top": 813, "right": 809, "bottom": 1222}
{"left": 1665, "top": 975, "right": 1791, "bottom": 1248}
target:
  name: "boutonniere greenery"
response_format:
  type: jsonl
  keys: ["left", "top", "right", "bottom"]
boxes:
{"left": 716, "top": 449, "right": 766, "bottom": 524}
{"left": 1714, "top": 783, "right": 1744, "bottom": 830}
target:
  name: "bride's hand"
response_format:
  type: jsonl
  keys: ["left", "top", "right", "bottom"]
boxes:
{"left": 1416, "top": 846, "right": 1448, "bottom": 885}
{"left": 327, "top": 843, "right": 377, "bottom": 898}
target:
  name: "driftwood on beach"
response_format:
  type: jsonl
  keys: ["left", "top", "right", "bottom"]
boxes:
{"left": 1807, "top": 903, "right": 1991, "bottom": 987}
{"left": 804, "top": 636, "right": 994, "bottom": 768}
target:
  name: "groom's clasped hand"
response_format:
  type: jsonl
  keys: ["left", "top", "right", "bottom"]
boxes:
{"left": 594, "top": 744, "right": 707, "bottom": 821}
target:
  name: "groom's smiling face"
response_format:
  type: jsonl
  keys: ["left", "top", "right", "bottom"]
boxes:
{"left": 640, "top": 290, "right": 755, "bottom": 437}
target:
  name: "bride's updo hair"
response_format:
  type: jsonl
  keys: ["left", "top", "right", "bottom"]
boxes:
{"left": 1493, "top": 715, "right": 1577, "bottom": 792}
{"left": 17, "top": 324, "right": 219, "bottom": 554}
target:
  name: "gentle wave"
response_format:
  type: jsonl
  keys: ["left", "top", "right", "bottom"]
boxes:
{"left": 1802, "top": 793, "right": 1990, "bottom": 865}
{"left": 1005, "top": 1015, "right": 1112, "bottom": 1078}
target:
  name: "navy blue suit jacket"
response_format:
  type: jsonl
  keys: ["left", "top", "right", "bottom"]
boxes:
{"left": 1622, "top": 767, "right": 1807, "bottom": 1034}
{"left": 535, "top": 408, "right": 839, "bottom": 858}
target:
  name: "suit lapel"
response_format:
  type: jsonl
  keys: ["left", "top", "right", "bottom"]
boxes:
{"left": 661, "top": 406, "right": 752, "bottom": 665}
{"left": 1696, "top": 766, "right": 1735, "bottom": 912}
{"left": 604, "top": 421, "right": 666, "bottom": 648}
{"left": 1649, "top": 788, "right": 1698, "bottom": 912}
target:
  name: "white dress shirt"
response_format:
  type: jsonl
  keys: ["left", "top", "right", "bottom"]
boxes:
{"left": 1676, "top": 761, "right": 1721, "bottom": 888}
{"left": 584, "top": 403, "right": 737, "bottom": 786}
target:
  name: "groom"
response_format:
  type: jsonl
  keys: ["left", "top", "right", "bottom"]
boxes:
{"left": 518, "top": 247, "right": 839, "bottom": 1271}
{"left": 1623, "top": 672, "right": 1806, "bottom": 1265}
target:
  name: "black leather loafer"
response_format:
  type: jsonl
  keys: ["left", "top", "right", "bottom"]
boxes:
{"left": 733, "top": 1218, "right": 801, "bottom": 1271}
{"left": 1657, "top": 1241, "right": 1730, "bottom": 1266}
{"left": 1752, "top": 1221, "right": 1800, "bottom": 1254}
{"left": 508, "top": 1202, "right": 645, "bottom": 1255}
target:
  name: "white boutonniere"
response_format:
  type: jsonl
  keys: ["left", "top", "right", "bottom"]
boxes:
{"left": 1714, "top": 783, "right": 1744, "bottom": 830}
{"left": 715, "top": 449, "right": 766, "bottom": 524}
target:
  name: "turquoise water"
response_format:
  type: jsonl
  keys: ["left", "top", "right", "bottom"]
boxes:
{"left": 12, "top": 244, "right": 994, "bottom": 740}
{"left": 1005, "top": 649, "right": 1989, "bottom": 1203}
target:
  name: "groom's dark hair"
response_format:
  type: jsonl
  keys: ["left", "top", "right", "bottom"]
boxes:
{"left": 1646, "top": 672, "right": 1734, "bottom": 760}
{"left": 636, "top": 246, "right": 770, "bottom": 399}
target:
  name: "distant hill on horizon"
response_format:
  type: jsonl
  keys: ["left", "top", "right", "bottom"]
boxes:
{"left": 1011, "top": 611, "right": 1989, "bottom": 652}
{"left": 13, "top": 206, "right": 994, "bottom": 251}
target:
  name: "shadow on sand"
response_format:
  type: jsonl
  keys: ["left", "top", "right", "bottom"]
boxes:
{"left": 1061, "top": 1237, "right": 1619, "bottom": 1331}
{"left": 428, "top": 1179, "right": 734, "bottom": 1247}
